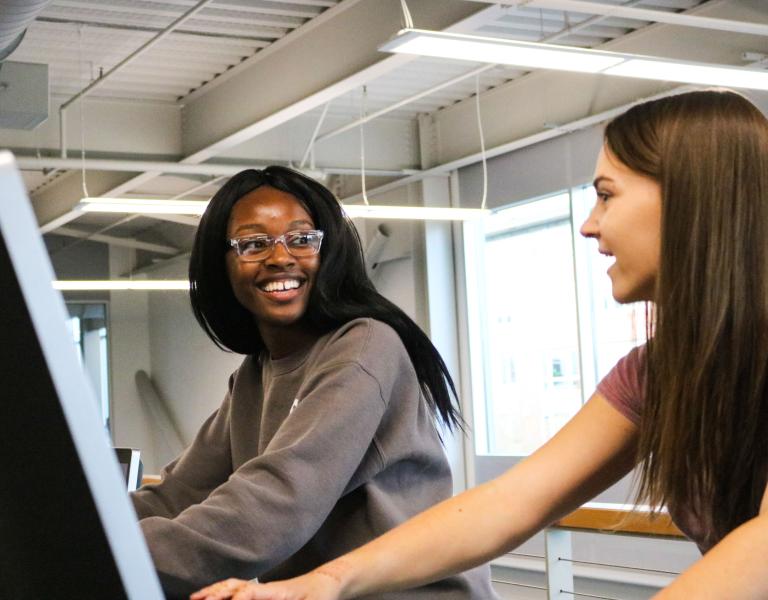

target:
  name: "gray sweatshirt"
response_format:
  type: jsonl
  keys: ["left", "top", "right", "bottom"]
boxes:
{"left": 132, "top": 318, "right": 497, "bottom": 599}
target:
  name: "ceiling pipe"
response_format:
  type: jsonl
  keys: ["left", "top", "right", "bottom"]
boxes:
{"left": 15, "top": 155, "right": 415, "bottom": 179}
{"left": 0, "top": 0, "right": 51, "bottom": 62}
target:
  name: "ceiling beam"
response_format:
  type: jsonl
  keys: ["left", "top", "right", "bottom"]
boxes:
{"left": 179, "top": 0, "right": 488, "bottom": 161}
{"left": 18, "top": 157, "right": 269, "bottom": 177}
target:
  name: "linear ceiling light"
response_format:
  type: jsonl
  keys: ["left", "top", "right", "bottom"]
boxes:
{"left": 342, "top": 205, "right": 488, "bottom": 220}
{"left": 380, "top": 28, "right": 623, "bottom": 72}
{"left": 79, "top": 198, "right": 487, "bottom": 221}
{"left": 80, "top": 197, "right": 207, "bottom": 215}
{"left": 380, "top": 29, "right": 768, "bottom": 91}
{"left": 604, "top": 59, "right": 768, "bottom": 90}
{"left": 53, "top": 280, "right": 190, "bottom": 291}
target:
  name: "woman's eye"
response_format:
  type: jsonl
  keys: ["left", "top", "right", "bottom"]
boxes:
{"left": 596, "top": 191, "right": 611, "bottom": 202}
{"left": 288, "top": 233, "right": 313, "bottom": 247}
{"left": 242, "top": 238, "right": 270, "bottom": 252}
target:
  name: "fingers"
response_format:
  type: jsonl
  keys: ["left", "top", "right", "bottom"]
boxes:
{"left": 229, "top": 582, "right": 292, "bottom": 600}
{"left": 231, "top": 580, "right": 311, "bottom": 600}
{"left": 190, "top": 578, "right": 249, "bottom": 600}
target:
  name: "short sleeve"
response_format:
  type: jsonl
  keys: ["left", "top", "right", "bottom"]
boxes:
{"left": 596, "top": 345, "right": 646, "bottom": 426}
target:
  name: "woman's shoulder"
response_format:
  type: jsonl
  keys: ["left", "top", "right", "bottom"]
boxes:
{"left": 319, "top": 318, "right": 408, "bottom": 366}
{"left": 596, "top": 343, "right": 646, "bottom": 425}
{"left": 229, "top": 353, "right": 263, "bottom": 384}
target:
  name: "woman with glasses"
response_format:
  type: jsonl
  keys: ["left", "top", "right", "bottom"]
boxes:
{"left": 193, "top": 90, "right": 768, "bottom": 600}
{"left": 130, "top": 166, "right": 496, "bottom": 599}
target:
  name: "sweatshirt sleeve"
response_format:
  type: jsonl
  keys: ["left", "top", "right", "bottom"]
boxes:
{"left": 138, "top": 352, "right": 391, "bottom": 598}
{"left": 131, "top": 374, "right": 234, "bottom": 520}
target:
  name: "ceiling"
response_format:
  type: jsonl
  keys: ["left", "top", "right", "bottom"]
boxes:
{"left": 3, "top": 0, "right": 768, "bottom": 273}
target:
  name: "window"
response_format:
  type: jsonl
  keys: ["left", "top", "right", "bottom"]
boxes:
{"left": 464, "top": 186, "right": 646, "bottom": 461}
{"left": 65, "top": 302, "right": 111, "bottom": 430}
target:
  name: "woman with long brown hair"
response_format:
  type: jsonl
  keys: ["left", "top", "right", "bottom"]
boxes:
{"left": 192, "top": 89, "right": 768, "bottom": 600}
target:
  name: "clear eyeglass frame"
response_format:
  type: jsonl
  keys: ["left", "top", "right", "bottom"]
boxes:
{"left": 228, "top": 229, "right": 324, "bottom": 262}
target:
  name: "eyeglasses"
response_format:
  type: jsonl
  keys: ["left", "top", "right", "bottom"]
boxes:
{"left": 228, "top": 229, "right": 324, "bottom": 262}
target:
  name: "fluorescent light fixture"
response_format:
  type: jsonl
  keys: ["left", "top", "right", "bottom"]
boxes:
{"left": 80, "top": 197, "right": 207, "bottom": 215}
{"left": 342, "top": 205, "right": 488, "bottom": 221}
{"left": 605, "top": 59, "right": 768, "bottom": 90}
{"left": 53, "top": 280, "right": 190, "bottom": 291}
{"left": 79, "top": 196, "right": 486, "bottom": 221}
{"left": 380, "top": 28, "right": 623, "bottom": 73}
{"left": 380, "top": 28, "right": 768, "bottom": 91}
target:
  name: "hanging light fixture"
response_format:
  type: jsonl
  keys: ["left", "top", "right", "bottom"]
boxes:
{"left": 53, "top": 280, "right": 190, "bottom": 291}
{"left": 78, "top": 197, "right": 488, "bottom": 221}
{"left": 379, "top": 29, "right": 768, "bottom": 91}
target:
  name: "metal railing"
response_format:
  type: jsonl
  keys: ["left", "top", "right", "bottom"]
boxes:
{"left": 493, "top": 502, "right": 686, "bottom": 599}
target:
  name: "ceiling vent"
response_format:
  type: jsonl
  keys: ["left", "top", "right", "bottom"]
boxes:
{"left": 0, "top": 61, "right": 48, "bottom": 129}
{"left": 0, "top": 0, "right": 51, "bottom": 129}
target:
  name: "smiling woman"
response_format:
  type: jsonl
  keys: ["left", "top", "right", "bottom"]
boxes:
{"left": 128, "top": 166, "right": 497, "bottom": 600}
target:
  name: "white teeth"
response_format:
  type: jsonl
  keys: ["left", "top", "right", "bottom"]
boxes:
{"left": 261, "top": 279, "right": 301, "bottom": 292}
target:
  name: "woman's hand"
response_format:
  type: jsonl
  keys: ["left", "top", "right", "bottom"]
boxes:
{"left": 190, "top": 571, "right": 343, "bottom": 600}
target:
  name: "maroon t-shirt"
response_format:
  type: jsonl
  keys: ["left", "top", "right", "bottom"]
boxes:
{"left": 597, "top": 345, "right": 712, "bottom": 553}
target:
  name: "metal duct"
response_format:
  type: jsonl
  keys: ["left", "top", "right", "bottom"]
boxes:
{"left": 0, "top": 0, "right": 50, "bottom": 62}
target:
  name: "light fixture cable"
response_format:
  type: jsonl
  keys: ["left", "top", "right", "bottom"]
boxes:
{"left": 77, "top": 23, "right": 90, "bottom": 198}
{"left": 359, "top": 85, "right": 370, "bottom": 205}
{"left": 475, "top": 74, "right": 488, "bottom": 210}
{"left": 399, "top": 0, "right": 414, "bottom": 29}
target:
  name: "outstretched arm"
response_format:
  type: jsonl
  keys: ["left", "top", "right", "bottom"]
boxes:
{"left": 192, "top": 393, "right": 639, "bottom": 600}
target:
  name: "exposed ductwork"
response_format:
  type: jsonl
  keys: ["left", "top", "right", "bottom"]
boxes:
{"left": 0, "top": 0, "right": 50, "bottom": 62}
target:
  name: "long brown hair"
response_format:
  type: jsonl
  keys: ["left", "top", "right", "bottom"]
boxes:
{"left": 605, "top": 89, "right": 768, "bottom": 542}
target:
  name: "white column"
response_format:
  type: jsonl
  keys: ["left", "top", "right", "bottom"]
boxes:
{"left": 545, "top": 528, "right": 574, "bottom": 600}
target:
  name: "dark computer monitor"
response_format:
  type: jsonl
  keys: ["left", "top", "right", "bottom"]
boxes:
{"left": 0, "top": 152, "right": 163, "bottom": 599}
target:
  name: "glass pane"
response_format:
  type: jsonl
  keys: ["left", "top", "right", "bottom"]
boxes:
{"left": 65, "top": 316, "right": 83, "bottom": 367}
{"left": 65, "top": 302, "right": 110, "bottom": 430}
{"left": 479, "top": 193, "right": 582, "bottom": 456}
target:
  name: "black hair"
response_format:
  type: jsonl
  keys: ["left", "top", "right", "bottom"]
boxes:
{"left": 189, "top": 166, "right": 462, "bottom": 431}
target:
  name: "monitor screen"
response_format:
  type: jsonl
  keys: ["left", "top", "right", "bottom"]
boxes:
{"left": 0, "top": 153, "right": 162, "bottom": 599}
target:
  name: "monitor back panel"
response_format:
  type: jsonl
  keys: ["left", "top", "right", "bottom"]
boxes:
{"left": 0, "top": 235, "right": 128, "bottom": 598}
{"left": 0, "top": 153, "right": 163, "bottom": 599}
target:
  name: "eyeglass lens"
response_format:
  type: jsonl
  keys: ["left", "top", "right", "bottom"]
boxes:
{"left": 232, "top": 230, "right": 322, "bottom": 261}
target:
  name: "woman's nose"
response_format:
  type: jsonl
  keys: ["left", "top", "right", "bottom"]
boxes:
{"left": 580, "top": 204, "right": 600, "bottom": 238}
{"left": 264, "top": 239, "right": 295, "bottom": 266}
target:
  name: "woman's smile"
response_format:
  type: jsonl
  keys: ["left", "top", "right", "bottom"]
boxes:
{"left": 255, "top": 276, "right": 307, "bottom": 300}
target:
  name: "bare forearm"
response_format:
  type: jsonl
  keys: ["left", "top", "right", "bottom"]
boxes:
{"left": 319, "top": 479, "right": 539, "bottom": 598}
{"left": 653, "top": 515, "right": 768, "bottom": 599}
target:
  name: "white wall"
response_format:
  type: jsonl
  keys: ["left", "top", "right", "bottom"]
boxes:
{"left": 105, "top": 249, "right": 243, "bottom": 475}
{"left": 146, "top": 259, "right": 242, "bottom": 471}
{"left": 108, "top": 247, "right": 156, "bottom": 470}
